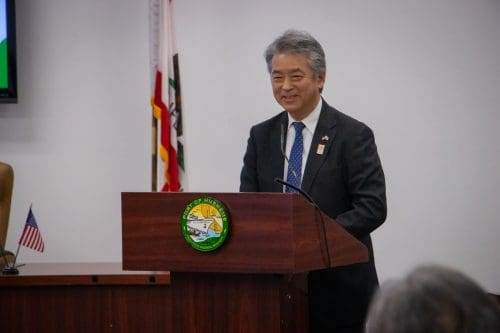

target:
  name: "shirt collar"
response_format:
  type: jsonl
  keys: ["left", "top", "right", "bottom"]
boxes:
{"left": 287, "top": 98, "right": 322, "bottom": 133}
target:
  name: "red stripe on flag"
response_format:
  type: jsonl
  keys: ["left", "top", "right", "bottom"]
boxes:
{"left": 19, "top": 225, "right": 44, "bottom": 252}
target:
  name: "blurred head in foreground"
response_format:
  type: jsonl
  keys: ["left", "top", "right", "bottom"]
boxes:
{"left": 365, "top": 264, "right": 500, "bottom": 333}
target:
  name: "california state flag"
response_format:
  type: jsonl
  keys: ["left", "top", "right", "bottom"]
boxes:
{"left": 149, "top": 0, "right": 185, "bottom": 192}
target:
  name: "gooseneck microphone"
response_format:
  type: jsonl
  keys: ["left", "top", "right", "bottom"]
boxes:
{"left": 274, "top": 177, "right": 315, "bottom": 204}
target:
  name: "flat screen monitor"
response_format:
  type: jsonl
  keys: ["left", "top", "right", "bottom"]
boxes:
{"left": 0, "top": 0, "right": 17, "bottom": 103}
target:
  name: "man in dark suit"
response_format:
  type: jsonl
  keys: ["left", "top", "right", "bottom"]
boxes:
{"left": 240, "top": 30, "right": 387, "bottom": 332}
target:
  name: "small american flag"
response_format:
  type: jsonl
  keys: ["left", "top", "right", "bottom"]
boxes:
{"left": 18, "top": 208, "right": 45, "bottom": 252}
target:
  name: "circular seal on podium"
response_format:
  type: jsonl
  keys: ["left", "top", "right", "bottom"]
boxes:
{"left": 181, "top": 197, "right": 229, "bottom": 252}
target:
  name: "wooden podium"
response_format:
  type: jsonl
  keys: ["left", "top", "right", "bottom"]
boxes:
{"left": 122, "top": 192, "right": 368, "bottom": 333}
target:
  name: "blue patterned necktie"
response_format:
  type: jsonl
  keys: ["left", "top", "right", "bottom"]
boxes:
{"left": 286, "top": 122, "right": 306, "bottom": 192}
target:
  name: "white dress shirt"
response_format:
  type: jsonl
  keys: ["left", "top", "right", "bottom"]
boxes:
{"left": 283, "top": 98, "right": 322, "bottom": 187}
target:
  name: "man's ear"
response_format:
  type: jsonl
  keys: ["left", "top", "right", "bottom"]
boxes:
{"left": 317, "top": 73, "right": 326, "bottom": 93}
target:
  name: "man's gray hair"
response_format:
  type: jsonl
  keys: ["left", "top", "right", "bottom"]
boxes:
{"left": 365, "top": 264, "right": 500, "bottom": 333}
{"left": 264, "top": 30, "right": 326, "bottom": 78}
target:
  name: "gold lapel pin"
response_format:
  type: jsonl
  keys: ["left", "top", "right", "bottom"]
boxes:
{"left": 321, "top": 135, "right": 329, "bottom": 141}
{"left": 316, "top": 144, "right": 325, "bottom": 155}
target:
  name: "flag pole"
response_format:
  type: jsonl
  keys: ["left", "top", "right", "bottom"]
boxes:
{"left": 152, "top": 110, "right": 158, "bottom": 192}
{"left": 149, "top": 0, "right": 159, "bottom": 193}
{"left": 13, "top": 203, "right": 32, "bottom": 267}
{"left": 13, "top": 241, "right": 20, "bottom": 266}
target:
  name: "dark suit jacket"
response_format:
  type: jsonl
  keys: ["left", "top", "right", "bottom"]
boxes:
{"left": 240, "top": 100, "right": 387, "bottom": 328}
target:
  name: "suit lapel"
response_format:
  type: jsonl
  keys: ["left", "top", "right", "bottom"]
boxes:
{"left": 301, "top": 102, "right": 338, "bottom": 193}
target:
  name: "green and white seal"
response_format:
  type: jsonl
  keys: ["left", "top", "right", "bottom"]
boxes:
{"left": 181, "top": 197, "right": 229, "bottom": 252}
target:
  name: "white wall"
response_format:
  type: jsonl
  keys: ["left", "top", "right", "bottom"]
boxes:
{"left": 1, "top": 0, "right": 499, "bottom": 293}
{"left": 0, "top": 0, "right": 151, "bottom": 262}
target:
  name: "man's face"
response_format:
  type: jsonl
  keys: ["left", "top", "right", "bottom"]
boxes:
{"left": 270, "top": 52, "right": 325, "bottom": 120}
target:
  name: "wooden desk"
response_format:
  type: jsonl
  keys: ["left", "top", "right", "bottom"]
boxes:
{"left": 0, "top": 263, "right": 172, "bottom": 333}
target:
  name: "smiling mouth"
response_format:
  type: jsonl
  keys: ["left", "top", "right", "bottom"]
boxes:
{"left": 282, "top": 95, "right": 298, "bottom": 102}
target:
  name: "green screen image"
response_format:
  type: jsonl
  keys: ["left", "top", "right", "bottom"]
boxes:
{"left": 1, "top": 0, "right": 8, "bottom": 88}
{"left": 0, "top": 40, "right": 8, "bottom": 88}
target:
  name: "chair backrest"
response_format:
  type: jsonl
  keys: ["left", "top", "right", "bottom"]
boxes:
{"left": 0, "top": 162, "right": 14, "bottom": 246}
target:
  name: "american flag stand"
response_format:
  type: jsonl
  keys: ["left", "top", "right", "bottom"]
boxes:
{"left": 1, "top": 259, "right": 19, "bottom": 275}
{"left": 0, "top": 242, "right": 18, "bottom": 275}
{"left": 3, "top": 204, "right": 45, "bottom": 275}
